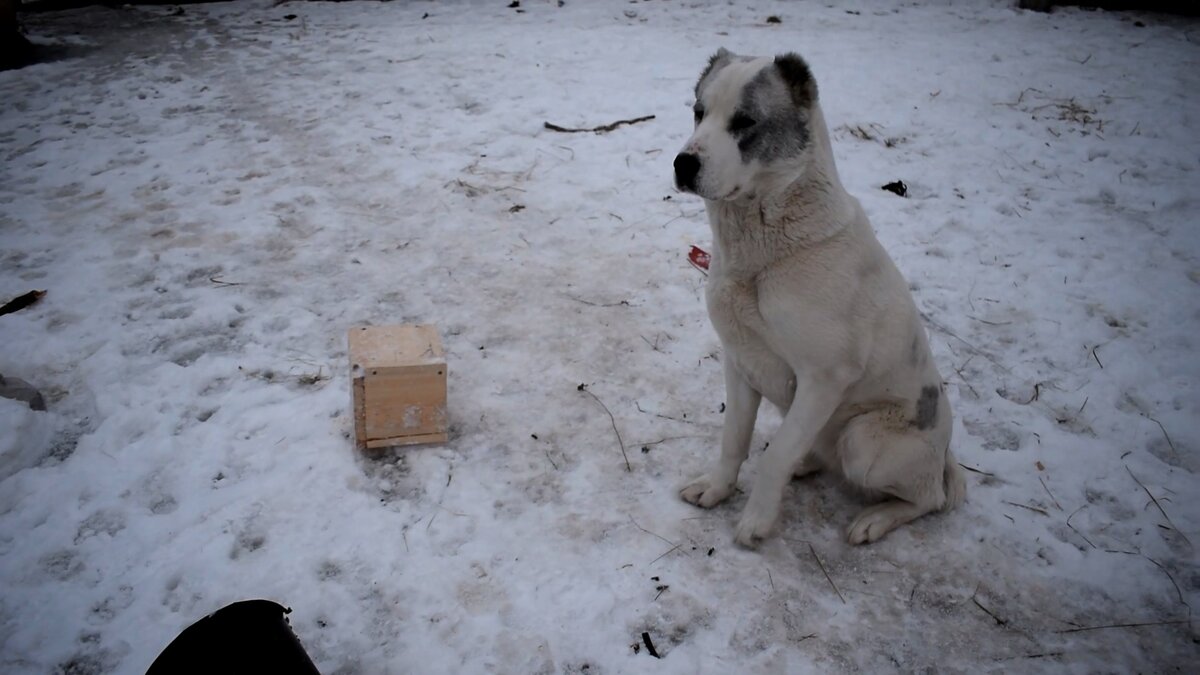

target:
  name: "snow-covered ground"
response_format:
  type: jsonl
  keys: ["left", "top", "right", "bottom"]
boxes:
{"left": 2, "top": 0, "right": 1197, "bottom": 672}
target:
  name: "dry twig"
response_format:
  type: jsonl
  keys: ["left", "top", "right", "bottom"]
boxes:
{"left": 580, "top": 385, "right": 631, "bottom": 471}
{"left": 1055, "top": 619, "right": 1188, "bottom": 634}
{"left": 971, "top": 585, "right": 1009, "bottom": 626}
{"left": 1039, "top": 477, "right": 1063, "bottom": 511}
{"left": 544, "top": 115, "right": 655, "bottom": 134}
{"left": 1126, "top": 466, "right": 1189, "bottom": 545}
{"left": 807, "top": 542, "right": 845, "bottom": 604}
{"left": 1004, "top": 501, "right": 1050, "bottom": 517}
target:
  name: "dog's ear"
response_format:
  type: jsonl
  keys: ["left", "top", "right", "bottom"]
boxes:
{"left": 695, "top": 47, "right": 735, "bottom": 97}
{"left": 775, "top": 52, "right": 818, "bottom": 107}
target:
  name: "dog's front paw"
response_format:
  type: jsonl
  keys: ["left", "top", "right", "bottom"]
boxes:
{"left": 680, "top": 475, "right": 733, "bottom": 508}
{"left": 734, "top": 501, "right": 779, "bottom": 548}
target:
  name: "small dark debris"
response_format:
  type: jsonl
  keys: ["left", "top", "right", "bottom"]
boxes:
{"left": 508, "top": 1, "right": 520, "bottom": 7}
{"left": 1134, "top": 20, "right": 1145, "bottom": 27}
{"left": 284, "top": 14, "right": 298, "bottom": 21}
{"left": 632, "top": 642, "right": 640, "bottom": 654}
{"left": 422, "top": 12, "right": 430, "bottom": 19}
{"left": 650, "top": 576, "right": 659, "bottom": 581}
{"left": 662, "top": 195, "right": 672, "bottom": 201}
{"left": 577, "top": 383, "right": 587, "bottom": 391}
{"left": 479, "top": 346, "right": 485, "bottom": 350}
{"left": 882, "top": 180, "right": 908, "bottom": 197}
{"left": 641, "top": 632, "right": 660, "bottom": 658}
{"left": 641, "top": 446, "right": 650, "bottom": 453}
{"left": 509, "top": 204, "right": 525, "bottom": 213}
{"left": 707, "top": 547, "right": 715, "bottom": 556}
{"left": 719, "top": 402, "right": 725, "bottom": 413}
{"left": 531, "top": 433, "right": 539, "bottom": 440}
{"left": 846, "top": 9, "right": 861, "bottom": 15}
{"left": 766, "top": 15, "right": 782, "bottom": 23}
{"left": 655, "top": 584, "right": 668, "bottom": 592}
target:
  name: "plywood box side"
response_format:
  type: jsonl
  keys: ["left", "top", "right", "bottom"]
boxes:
{"left": 363, "top": 375, "right": 446, "bottom": 438}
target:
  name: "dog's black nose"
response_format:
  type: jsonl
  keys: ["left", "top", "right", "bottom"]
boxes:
{"left": 674, "top": 153, "right": 701, "bottom": 192}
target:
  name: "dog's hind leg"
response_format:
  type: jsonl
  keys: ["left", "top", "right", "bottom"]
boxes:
{"left": 792, "top": 418, "right": 841, "bottom": 479}
{"left": 837, "top": 408, "right": 953, "bottom": 545}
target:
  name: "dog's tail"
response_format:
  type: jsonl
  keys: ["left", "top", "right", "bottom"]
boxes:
{"left": 942, "top": 449, "right": 967, "bottom": 511}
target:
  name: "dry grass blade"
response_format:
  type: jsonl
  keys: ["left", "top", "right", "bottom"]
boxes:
{"left": 1055, "top": 619, "right": 1189, "bottom": 634}
{"left": 580, "top": 386, "right": 631, "bottom": 471}
{"left": 958, "top": 463, "right": 995, "bottom": 477}
{"left": 1039, "top": 477, "right": 1062, "bottom": 511}
{"left": 1125, "top": 465, "right": 1190, "bottom": 546}
{"left": 808, "top": 542, "right": 845, "bottom": 604}
{"left": 1066, "top": 505, "right": 1096, "bottom": 549}
{"left": 971, "top": 593, "right": 1008, "bottom": 626}
{"left": 1003, "top": 501, "right": 1050, "bottom": 517}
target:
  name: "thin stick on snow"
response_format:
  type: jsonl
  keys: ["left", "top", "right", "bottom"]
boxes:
{"left": 1003, "top": 501, "right": 1050, "bottom": 517}
{"left": 544, "top": 115, "right": 655, "bottom": 134}
{"left": 648, "top": 544, "right": 682, "bottom": 567}
{"left": 971, "top": 592, "right": 1009, "bottom": 627}
{"left": 1065, "top": 505, "right": 1096, "bottom": 549}
{"left": 564, "top": 293, "right": 631, "bottom": 308}
{"left": 1142, "top": 556, "right": 1188, "bottom": 610}
{"left": 628, "top": 515, "right": 676, "bottom": 548}
{"left": 1039, "top": 477, "right": 1062, "bottom": 511}
{"left": 1054, "top": 619, "right": 1189, "bottom": 634}
{"left": 580, "top": 386, "right": 631, "bottom": 471}
{"left": 1126, "top": 466, "right": 1190, "bottom": 546}
{"left": 1143, "top": 415, "right": 1178, "bottom": 460}
{"left": 958, "top": 463, "right": 994, "bottom": 478}
{"left": 807, "top": 543, "right": 845, "bottom": 604}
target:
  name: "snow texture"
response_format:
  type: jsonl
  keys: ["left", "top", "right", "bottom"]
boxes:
{"left": 2, "top": 1, "right": 1198, "bottom": 673}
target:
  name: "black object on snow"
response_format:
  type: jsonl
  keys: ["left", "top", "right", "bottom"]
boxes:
{"left": 881, "top": 180, "right": 908, "bottom": 197}
{"left": 146, "top": 600, "right": 321, "bottom": 675}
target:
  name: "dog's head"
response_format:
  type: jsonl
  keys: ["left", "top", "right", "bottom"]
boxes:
{"left": 674, "top": 49, "right": 819, "bottom": 201}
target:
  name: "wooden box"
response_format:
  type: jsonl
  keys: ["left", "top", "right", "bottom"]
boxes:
{"left": 349, "top": 324, "right": 447, "bottom": 450}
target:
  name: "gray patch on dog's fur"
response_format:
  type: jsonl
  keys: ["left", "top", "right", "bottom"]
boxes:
{"left": 913, "top": 385, "right": 939, "bottom": 430}
{"left": 909, "top": 335, "right": 921, "bottom": 366}
{"left": 734, "top": 65, "right": 810, "bottom": 163}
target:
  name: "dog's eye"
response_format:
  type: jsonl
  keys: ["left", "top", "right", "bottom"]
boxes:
{"left": 729, "top": 113, "right": 756, "bottom": 132}
{"left": 694, "top": 108, "right": 705, "bottom": 124}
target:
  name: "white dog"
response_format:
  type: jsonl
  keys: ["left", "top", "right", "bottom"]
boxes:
{"left": 674, "top": 49, "right": 965, "bottom": 546}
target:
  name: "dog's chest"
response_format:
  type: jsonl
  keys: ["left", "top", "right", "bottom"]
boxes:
{"left": 705, "top": 274, "right": 765, "bottom": 340}
{"left": 706, "top": 273, "right": 796, "bottom": 406}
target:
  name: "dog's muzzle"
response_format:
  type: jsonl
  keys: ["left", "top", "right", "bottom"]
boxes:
{"left": 674, "top": 153, "right": 701, "bottom": 192}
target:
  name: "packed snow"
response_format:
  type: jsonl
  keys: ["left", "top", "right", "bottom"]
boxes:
{"left": 1, "top": 1, "right": 1197, "bottom": 672}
